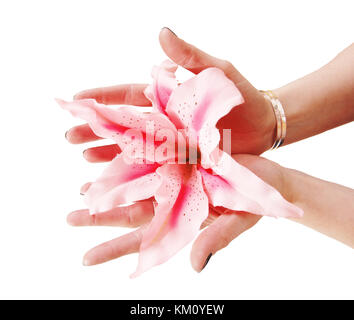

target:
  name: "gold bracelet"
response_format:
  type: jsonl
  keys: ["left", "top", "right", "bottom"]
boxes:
{"left": 260, "top": 90, "right": 287, "bottom": 150}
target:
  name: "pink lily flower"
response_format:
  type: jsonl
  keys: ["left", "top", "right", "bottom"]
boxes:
{"left": 57, "top": 60, "right": 303, "bottom": 277}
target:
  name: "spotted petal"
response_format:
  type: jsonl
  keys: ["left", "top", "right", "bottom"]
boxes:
{"left": 131, "top": 163, "right": 208, "bottom": 278}
{"left": 201, "top": 152, "right": 303, "bottom": 218}
{"left": 85, "top": 154, "right": 161, "bottom": 214}
{"left": 57, "top": 98, "right": 177, "bottom": 162}
{"left": 165, "top": 68, "right": 244, "bottom": 168}
{"left": 144, "top": 60, "right": 178, "bottom": 115}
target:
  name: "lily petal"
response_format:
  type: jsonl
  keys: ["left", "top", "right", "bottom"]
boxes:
{"left": 85, "top": 154, "right": 161, "bottom": 214}
{"left": 165, "top": 68, "right": 244, "bottom": 167}
{"left": 57, "top": 98, "right": 177, "bottom": 162}
{"left": 201, "top": 152, "right": 303, "bottom": 218}
{"left": 144, "top": 60, "right": 178, "bottom": 115}
{"left": 131, "top": 163, "right": 208, "bottom": 277}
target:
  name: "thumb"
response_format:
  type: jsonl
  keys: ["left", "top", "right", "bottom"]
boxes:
{"left": 191, "top": 212, "right": 261, "bottom": 272}
{"left": 159, "top": 27, "right": 241, "bottom": 82}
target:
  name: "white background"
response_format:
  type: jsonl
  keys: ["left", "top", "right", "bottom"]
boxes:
{"left": 0, "top": 0, "right": 353, "bottom": 299}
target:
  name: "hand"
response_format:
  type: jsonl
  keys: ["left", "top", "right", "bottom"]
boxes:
{"left": 65, "top": 28, "right": 276, "bottom": 162}
{"left": 67, "top": 155, "right": 288, "bottom": 272}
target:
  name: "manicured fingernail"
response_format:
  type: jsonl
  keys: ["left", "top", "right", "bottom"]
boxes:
{"left": 83, "top": 149, "right": 92, "bottom": 162}
{"left": 202, "top": 253, "right": 212, "bottom": 271}
{"left": 162, "top": 27, "right": 177, "bottom": 37}
{"left": 80, "top": 182, "right": 91, "bottom": 195}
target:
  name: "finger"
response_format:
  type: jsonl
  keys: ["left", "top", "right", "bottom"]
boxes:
{"left": 159, "top": 28, "right": 241, "bottom": 82}
{"left": 74, "top": 84, "right": 152, "bottom": 106}
{"left": 83, "top": 144, "right": 120, "bottom": 163}
{"left": 65, "top": 123, "right": 102, "bottom": 144}
{"left": 191, "top": 212, "right": 261, "bottom": 272}
{"left": 67, "top": 200, "right": 154, "bottom": 227}
{"left": 83, "top": 226, "right": 146, "bottom": 266}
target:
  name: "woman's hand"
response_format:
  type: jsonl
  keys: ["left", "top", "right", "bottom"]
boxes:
{"left": 67, "top": 155, "right": 286, "bottom": 272}
{"left": 67, "top": 152, "right": 354, "bottom": 272}
{"left": 66, "top": 32, "right": 354, "bottom": 161}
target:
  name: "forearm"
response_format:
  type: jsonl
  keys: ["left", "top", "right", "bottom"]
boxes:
{"left": 274, "top": 43, "right": 354, "bottom": 146}
{"left": 283, "top": 167, "right": 354, "bottom": 248}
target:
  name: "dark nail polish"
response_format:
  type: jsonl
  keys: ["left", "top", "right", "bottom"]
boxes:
{"left": 162, "top": 27, "right": 177, "bottom": 37}
{"left": 202, "top": 253, "right": 212, "bottom": 270}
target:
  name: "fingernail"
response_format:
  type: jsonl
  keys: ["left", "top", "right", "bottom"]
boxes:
{"left": 162, "top": 27, "right": 177, "bottom": 37}
{"left": 80, "top": 182, "right": 91, "bottom": 195}
{"left": 202, "top": 253, "right": 212, "bottom": 271}
{"left": 83, "top": 259, "right": 89, "bottom": 266}
{"left": 65, "top": 131, "right": 69, "bottom": 140}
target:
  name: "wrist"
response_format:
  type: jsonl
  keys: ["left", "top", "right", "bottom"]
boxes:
{"left": 272, "top": 85, "right": 297, "bottom": 146}
{"left": 260, "top": 90, "right": 287, "bottom": 152}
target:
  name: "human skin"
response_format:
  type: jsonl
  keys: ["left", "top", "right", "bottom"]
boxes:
{"left": 65, "top": 29, "right": 354, "bottom": 271}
